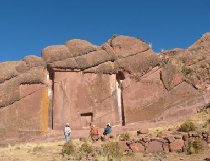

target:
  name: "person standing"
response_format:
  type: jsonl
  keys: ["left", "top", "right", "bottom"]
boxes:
{"left": 64, "top": 123, "right": 71, "bottom": 142}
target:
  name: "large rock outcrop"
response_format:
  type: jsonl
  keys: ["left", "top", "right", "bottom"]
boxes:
{"left": 0, "top": 56, "right": 47, "bottom": 107}
{"left": 42, "top": 35, "right": 161, "bottom": 74}
{"left": 0, "top": 56, "right": 48, "bottom": 143}
{"left": 0, "top": 33, "right": 210, "bottom": 144}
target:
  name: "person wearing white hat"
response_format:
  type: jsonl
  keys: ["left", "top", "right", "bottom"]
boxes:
{"left": 64, "top": 123, "right": 71, "bottom": 142}
{"left": 103, "top": 123, "right": 112, "bottom": 136}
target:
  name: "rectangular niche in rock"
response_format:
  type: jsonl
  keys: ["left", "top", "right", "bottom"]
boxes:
{"left": 80, "top": 112, "right": 93, "bottom": 129}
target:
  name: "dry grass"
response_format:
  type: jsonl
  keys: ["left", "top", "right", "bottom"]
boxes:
{"left": 0, "top": 141, "right": 64, "bottom": 161}
{"left": 0, "top": 109, "right": 209, "bottom": 161}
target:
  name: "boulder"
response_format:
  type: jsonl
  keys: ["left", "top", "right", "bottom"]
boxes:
{"left": 137, "top": 128, "right": 149, "bottom": 135}
{"left": 23, "top": 55, "right": 46, "bottom": 68}
{"left": 0, "top": 61, "right": 27, "bottom": 84}
{"left": 108, "top": 35, "right": 149, "bottom": 58}
{"left": 169, "top": 139, "right": 185, "bottom": 152}
{"left": 42, "top": 45, "right": 71, "bottom": 63}
{"left": 84, "top": 61, "right": 117, "bottom": 74}
{"left": 75, "top": 50, "right": 115, "bottom": 70}
{"left": 165, "top": 136, "right": 175, "bottom": 143}
{"left": 130, "top": 143, "right": 145, "bottom": 153}
{"left": 146, "top": 141, "right": 163, "bottom": 153}
{"left": 116, "top": 49, "right": 160, "bottom": 73}
{"left": 65, "top": 39, "right": 97, "bottom": 57}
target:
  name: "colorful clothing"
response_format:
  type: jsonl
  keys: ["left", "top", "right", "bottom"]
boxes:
{"left": 103, "top": 127, "right": 112, "bottom": 135}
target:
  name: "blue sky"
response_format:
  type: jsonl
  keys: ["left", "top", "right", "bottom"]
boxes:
{"left": 0, "top": 0, "right": 210, "bottom": 62}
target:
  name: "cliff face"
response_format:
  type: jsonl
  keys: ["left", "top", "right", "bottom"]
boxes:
{"left": 0, "top": 33, "right": 210, "bottom": 143}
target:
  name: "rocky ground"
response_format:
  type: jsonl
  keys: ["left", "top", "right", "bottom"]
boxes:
{"left": 0, "top": 109, "right": 209, "bottom": 161}
{"left": 0, "top": 140, "right": 209, "bottom": 161}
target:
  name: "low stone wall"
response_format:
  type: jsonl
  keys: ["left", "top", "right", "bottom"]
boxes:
{"left": 118, "top": 131, "right": 210, "bottom": 153}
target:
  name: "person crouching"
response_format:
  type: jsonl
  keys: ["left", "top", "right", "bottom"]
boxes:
{"left": 90, "top": 124, "right": 99, "bottom": 141}
{"left": 103, "top": 123, "right": 112, "bottom": 137}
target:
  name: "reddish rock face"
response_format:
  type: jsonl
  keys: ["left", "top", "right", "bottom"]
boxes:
{"left": 0, "top": 84, "right": 48, "bottom": 144}
{"left": 146, "top": 141, "right": 163, "bottom": 153}
{"left": 169, "top": 139, "right": 185, "bottom": 152}
{"left": 108, "top": 35, "right": 149, "bottom": 58}
{"left": 130, "top": 143, "right": 145, "bottom": 153}
{"left": 122, "top": 68, "right": 166, "bottom": 123}
{"left": 1, "top": 33, "right": 210, "bottom": 144}
{"left": 137, "top": 128, "right": 149, "bottom": 134}
{"left": 53, "top": 72, "right": 119, "bottom": 130}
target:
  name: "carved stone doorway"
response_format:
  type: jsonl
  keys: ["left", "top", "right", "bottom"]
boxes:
{"left": 80, "top": 112, "right": 93, "bottom": 129}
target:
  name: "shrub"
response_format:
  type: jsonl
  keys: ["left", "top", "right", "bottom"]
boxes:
{"left": 156, "top": 131, "right": 163, "bottom": 138}
{"left": 163, "top": 58, "right": 170, "bottom": 64}
{"left": 179, "top": 121, "right": 196, "bottom": 132}
{"left": 80, "top": 142, "right": 93, "bottom": 155}
{"left": 61, "top": 141, "right": 76, "bottom": 157}
{"left": 186, "top": 139, "right": 203, "bottom": 154}
{"left": 119, "top": 133, "right": 130, "bottom": 141}
{"left": 181, "top": 66, "right": 193, "bottom": 75}
{"left": 32, "top": 146, "right": 43, "bottom": 152}
{"left": 101, "top": 142, "right": 123, "bottom": 161}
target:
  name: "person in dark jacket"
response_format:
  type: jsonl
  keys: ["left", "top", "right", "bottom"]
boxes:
{"left": 103, "top": 123, "right": 112, "bottom": 136}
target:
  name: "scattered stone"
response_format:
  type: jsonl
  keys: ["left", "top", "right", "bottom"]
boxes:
{"left": 130, "top": 143, "right": 145, "bottom": 153}
{"left": 166, "top": 136, "right": 175, "bottom": 143}
{"left": 170, "top": 139, "right": 184, "bottom": 152}
{"left": 118, "top": 141, "right": 130, "bottom": 151}
{"left": 182, "top": 134, "right": 188, "bottom": 141}
{"left": 142, "top": 138, "right": 150, "bottom": 143}
{"left": 202, "top": 132, "right": 208, "bottom": 139}
{"left": 146, "top": 141, "right": 163, "bottom": 153}
{"left": 163, "top": 143, "right": 170, "bottom": 153}
{"left": 137, "top": 128, "right": 149, "bottom": 135}
{"left": 188, "top": 131, "right": 197, "bottom": 137}
{"left": 126, "top": 141, "right": 132, "bottom": 146}
{"left": 174, "top": 135, "right": 182, "bottom": 139}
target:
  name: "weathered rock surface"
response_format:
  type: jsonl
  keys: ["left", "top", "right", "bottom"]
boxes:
{"left": 0, "top": 56, "right": 47, "bottom": 108}
{"left": 1, "top": 33, "right": 210, "bottom": 144}
{"left": 52, "top": 72, "right": 118, "bottom": 130}
{"left": 146, "top": 140, "right": 163, "bottom": 153}
{"left": 169, "top": 139, "right": 185, "bottom": 152}
{"left": 42, "top": 35, "right": 160, "bottom": 74}
{"left": 130, "top": 143, "right": 145, "bottom": 152}
{"left": 190, "top": 32, "right": 210, "bottom": 49}
{"left": 108, "top": 35, "right": 149, "bottom": 58}
{"left": 118, "top": 130, "right": 209, "bottom": 155}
